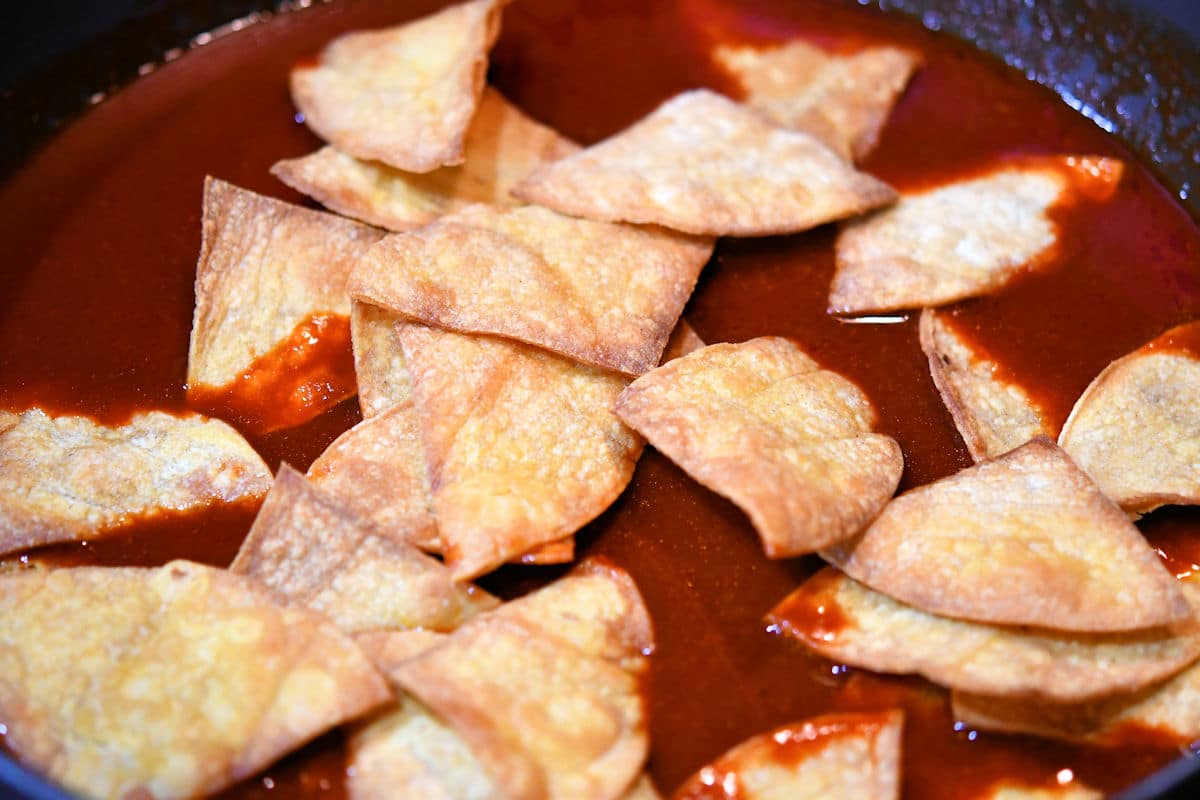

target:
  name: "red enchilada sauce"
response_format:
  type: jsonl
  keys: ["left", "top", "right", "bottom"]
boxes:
{"left": 1, "top": 0, "right": 1199, "bottom": 797}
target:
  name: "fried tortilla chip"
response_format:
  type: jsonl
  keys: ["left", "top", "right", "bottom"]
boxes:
{"left": 0, "top": 560, "right": 389, "bottom": 799}
{"left": 769, "top": 568, "right": 1200, "bottom": 703}
{"left": 351, "top": 300, "right": 414, "bottom": 419}
{"left": 623, "top": 775, "right": 663, "bottom": 800}
{"left": 715, "top": 40, "right": 920, "bottom": 162}
{"left": 661, "top": 319, "right": 706, "bottom": 364}
{"left": 615, "top": 338, "right": 902, "bottom": 557}
{"left": 0, "top": 408, "right": 271, "bottom": 557}
{"left": 289, "top": 0, "right": 506, "bottom": 172}
{"left": 273, "top": 88, "right": 579, "bottom": 231}
{"left": 350, "top": 203, "right": 714, "bottom": 376}
{"left": 672, "top": 710, "right": 902, "bottom": 800}
{"left": 512, "top": 89, "right": 896, "bottom": 237}
{"left": 1059, "top": 320, "right": 1200, "bottom": 515}
{"left": 823, "top": 437, "right": 1187, "bottom": 631}
{"left": 829, "top": 157, "right": 1124, "bottom": 314}
{"left": 984, "top": 784, "right": 1102, "bottom": 800}
{"left": 231, "top": 466, "right": 497, "bottom": 634}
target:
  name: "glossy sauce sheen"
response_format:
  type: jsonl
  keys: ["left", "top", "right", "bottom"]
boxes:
{"left": 1, "top": 0, "right": 1198, "bottom": 798}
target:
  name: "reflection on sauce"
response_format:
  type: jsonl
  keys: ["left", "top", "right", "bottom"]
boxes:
{"left": 767, "top": 571, "right": 851, "bottom": 644}
{"left": 1144, "top": 319, "right": 1200, "bottom": 360}
{"left": 1144, "top": 506, "right": 1200, "bottom": 579}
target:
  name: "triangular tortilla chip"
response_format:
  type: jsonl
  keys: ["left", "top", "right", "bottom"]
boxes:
{"left": 823, "top": 438, "right": 1187, "bottom": 631}
{"left": 615, "top": 338, "right": 903, "bottom": 557}
{"left": 350, "top": 203, "right": 714, "bottom": 376}
{"left": 0, "top": 560, "right": 389, "bottom": 799}
{"left": 919, "top": 309, "right": 1051, "bottom": 461}
{"left": 715, "top": 40, "right": 921, "bottom": 161}
{"left": 672, "top": 710, "right": 903, "bottom": 800}
{"left": 829, "top": 156, "right": 1124, "bottom": 314}
{"left": 512, "top": 89, "right": 896, "bottom": 237}
{"left": 289, "top": 0, "right": 507, "bottom": 172}
{"left": 769, "top": 568, "right": 1200, "bottom": 703}
{"left": 1059, "top": 320, "right": 1200, "bottom": 515}
{"left": 0, "top": 408, "right": 271, "bottom": 557}
{"left": 273, "top": 88, "right": 579, "bottom": 231}
{"left": 186, "top": 177, "right": 385, "bottom": 433}
{"left": 231, "top": 466, "right": 497, "bottom": 634}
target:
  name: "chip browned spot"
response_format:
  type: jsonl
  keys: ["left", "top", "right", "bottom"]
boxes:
{"left": 273, "top": 88, "right": 579, "bottom": 231}
{"left": 0, "top": 560, "right": 389, "bottom": 799}
{"left": 615, "top": 338, "right": 902, "bottom": 557}
{"left": 1059, "top": 319, "right": 1200, "bottom": 515}
{"left": 672, "top": 710, "right": 902, "bottom": 800}
{"left": 289, "top": 0, "right": 507, "bottom": 172}
{"left": 769, "top": 568, "right": 1200, "bottom": 703}
{"left": 829, "top": 157, "right": 1124, "bottom": 314}
{"left": 351, "top": 203, "right": 714, "bottom": 376}
{"left": 823, "top": 438, "right": 1187, "bottom": 631}
{"left": 512, "top": 89, "right": 896, "bottom": 237}
{"left": 0, "top": 408, "right": 271, "bottom": 557}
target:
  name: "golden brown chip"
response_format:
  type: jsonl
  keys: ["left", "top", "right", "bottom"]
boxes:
{"left": 1059, "top": 320, "right": 1200, "bottom": 515}
{"left": 0, "top": 560, "right": 390, "bottom": 799}
{"left": 769, "top": 568, "right": 1200, "bottom": 703}
{"left": 273, "top": 87, "right": 579, "bottom": 231}
{"left": 615, "top": 338, "right": 902, "bottom": 558}
{"left": 350, "top": 203, "right": 714, "bottom": 376}
{"left": 829, "top": 157, "right": 1124, "bottom": 314}
{"left": 289, "top": 0, "right": 506, "bottom": 172}
{"left": 823, "top": 437, "right": 1187, "bottom": 631}
{"left": 512, "top": 89, "right": 896, "bottom": 237}
{"left": 231, "top": 465, "right": 497, "bottom": 634}
{"left": 0, "top": 408, "right": 271, "bottom": 557}
{"left": 672, "top": 710, "right": 902, "bottom": 800}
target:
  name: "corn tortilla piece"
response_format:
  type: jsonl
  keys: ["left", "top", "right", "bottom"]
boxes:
{"left": 289, "top": 0, "right": 506, "bottom": 172}
{"left": 672, "top": 710, "right": 902, "bottom": 800}
{"left": 0, "top": 560, "right": 390, "bottom": 800}
{"left": 352, "top": 300, "right": 414, "bottom": 419}
{"left": 983, "top": 783, "right": 1102, "bottom": 800}
{"left": 823, "top": 437, "right": 1187, "bottom": 631}
{"left": 0, "top": 408, "right": 271, "bottom": 557}
{"left": 829, "top": 156, "right": 1124, "bottom": 314}
{"left": 512, "top": 89, "right": 896, "bottom": 237}
{"left": 1059, "top": 320, "right": 1200, "bottom": 515}
{"left": 661, "top": 319, "right": 706, "bottom": 364}
{"left": 919, "top": 309, "right": 1051, "bottom": 461}
{"left": 615, "top": 338, "right": 902, "bottom": 558}
{"left": 623, "top": 775, "right": 663, "bottom": 799}
{"left": 351, "top": 203, "right": 714, "bottom": 376}
{"left": 769, "top": 568, "right": 1200, "bottom": 703}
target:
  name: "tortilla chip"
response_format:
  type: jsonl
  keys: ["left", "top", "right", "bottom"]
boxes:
{"left": 615, "top": 338, "right": 902, "bottom": 557}
{"left": 352, "top": 299, "right": 415, "bottom": 419}
{"left": 273, "top": 88, "right": 579, "bottom": 231}
{"left": 823, "top": 437, "right": 1187, "bottom": 631}
{"left": 399, "top": 322, "right": 641, "bottom": 579}
{"left": 715, "top": 40, "right": 920, "bottom": 161}
{"left": 1059, "top": 320, "right": 1200, "bottom": 515}
{"left": 919, "top": 309, "right": 1051, "bottom": 461}
{"left": 512, "top": 89, "right": 896, "bottom": 237}
{"left": 661, "top": 319, "right": 706, "bottom": 364}
{"left": 350, "top": 203, "right": 714, "bottom": 376}
{"left": 672, "top": 710, "right": 902, "bottom": 800}
{"left": 983, "top": 784, "right": 1102, "bottom": 800}
{"left": 0, "top": 408, "right": 271, "bottom": 557}
{"left": 623, "top": 775, "right": 662, "bottom": 800}
{"left": 0, "top": 560, "right": 389, "bottom": 800}
{"left": 289, "top": 0, "right": 506, "bottom": 172}
{"left": 0, "top": 410, "right": 17, "bottom": 434}
{"left": 829, "top": 157, "right": 1124, "bottom": 314}
{"left": 769, "top": 568, "right": 1200, "bottom": 703}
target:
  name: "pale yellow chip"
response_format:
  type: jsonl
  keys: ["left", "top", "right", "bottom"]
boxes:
{"left": 823, "top": 437, "right": 1187, "bottom": 631}
{"left": 351, "top": 203, "right": 714, "bottom": 376}
{"left": 615, "top": 338, "right": 902, "bottom": 558}
{"left": 715, "top": 40, "right": 921, "bottom": 162}
{"left": 351, "top": 300, "right": 414, "bottom": 419}
{"left": 0, "top": 408, "right": 271, "bottom": 557}
{"left": 672, "top": 710, "right": 902, "bottom": 800}
{"left": 1059, "top": 319, "right": 1200, "bottom": 515}
{"left": 273, "top": 87, "right": 579, "bottom": 231}
{"left": 769, "top": 568, "right": 1200, "bottom": 703}
{"left": 829, "top": 156, "right": 1124, "bottom": 314}
{"left": 512, "top": 89, "right": 896, "bottom": 237}
{"left": 289, "top": 0, "right": 506, "bottom": 172}
{"left": 0, "top": 560, "right": 390, "bottom": 799}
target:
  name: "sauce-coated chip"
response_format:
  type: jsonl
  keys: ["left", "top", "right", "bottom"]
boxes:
{"left": 0, "top": 560, "right": 389, "bottom": 799}
{"left": 615, "top": 338, "right": 903, "bottom": 557}
{"left": 512, "top": 89, "right": 896, "bottom": 237}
